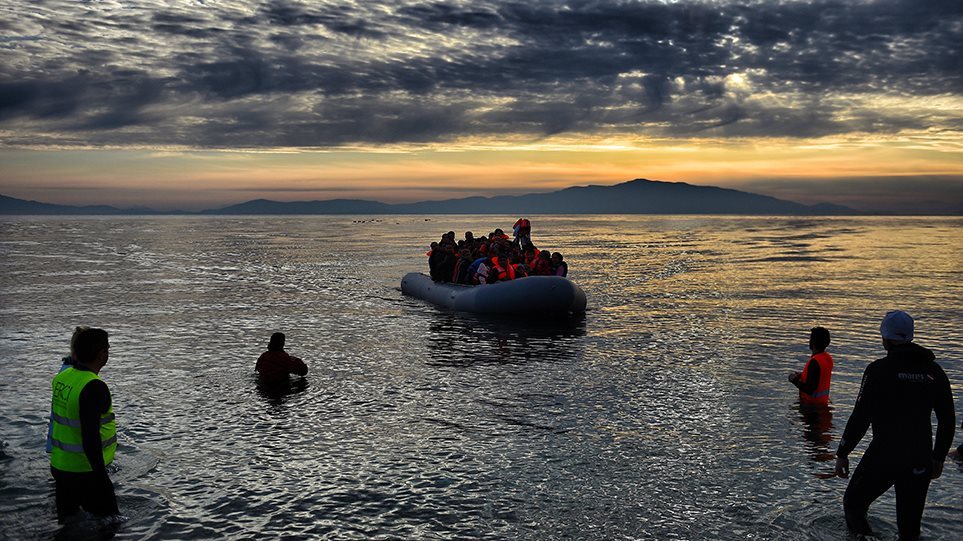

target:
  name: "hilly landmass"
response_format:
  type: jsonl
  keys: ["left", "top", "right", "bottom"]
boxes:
{"left": 0, "top": 194, "right": 188, "bottom": 215}
{"left": 2, "top": 178, "right": 856, "bottom": 215}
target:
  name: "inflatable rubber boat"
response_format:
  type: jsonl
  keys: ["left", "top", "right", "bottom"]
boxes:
{"left": 401, "top": 272, "right": 587, "bottom": 315}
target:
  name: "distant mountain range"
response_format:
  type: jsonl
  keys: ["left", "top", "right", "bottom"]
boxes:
{"left": 1, "top": 178, "right": 857, "bottom": 215}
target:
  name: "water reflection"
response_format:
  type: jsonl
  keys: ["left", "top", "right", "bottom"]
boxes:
{"left": 796, "top": 404, "right": 836, "bottom": 475}
{"left": 2, "top": 216, "right": 961, "bottom": 540}
{"left": 52, "top": 514, "right": 123, "bottom": 541}
{"left": 255, "top": 376, "right": 309, "bottom": 407}
{"left": 423, "top": 312, "right": 586, "bottom": 367}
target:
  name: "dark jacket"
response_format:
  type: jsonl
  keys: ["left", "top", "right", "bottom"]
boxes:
{"left": 256, "top": 351, "right": 308, "bottom": 381}
{"left": 452, "top": 257, "right": 473, "bottom": 284}
{"left": 837, "top": 343, "right": 955, "bottom": 465}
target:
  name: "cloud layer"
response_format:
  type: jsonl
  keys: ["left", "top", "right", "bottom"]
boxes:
{"left": 1, "top": 0, "right": 961, "bottom": 148}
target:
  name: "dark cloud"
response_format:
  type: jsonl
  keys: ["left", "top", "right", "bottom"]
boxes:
{"left": 0, "top": 0, "right": 960, "bottom": 147}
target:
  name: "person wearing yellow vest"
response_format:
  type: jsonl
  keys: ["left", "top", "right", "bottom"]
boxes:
{"left": 49, "top": 327, "right": 119, "bottom": 522}
{"left": 788, "top": 327, "right": 833, "bottom": 406}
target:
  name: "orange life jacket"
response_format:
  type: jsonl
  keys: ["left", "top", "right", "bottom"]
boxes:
{"left": 492, "top": 257, "right": 515, "bottom": 280}
{"left": 524, "top": 249, "right": 539, "bottom": 267}
{"left": 800, "top": 351, "right": 833, "bottom": 405}
{"left": 532, "top": 257, "right": 552, "bottom": 275}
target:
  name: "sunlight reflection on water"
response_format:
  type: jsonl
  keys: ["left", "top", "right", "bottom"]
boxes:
{"left": 0, "top": 215, "right": 960, "bottom": 539}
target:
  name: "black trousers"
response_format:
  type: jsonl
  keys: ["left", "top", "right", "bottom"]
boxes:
{"left": 51, "top": 467, "right": 118, "bottom": 521}
{"left": 843, "top": 453, "right": 931, "bottom": 540}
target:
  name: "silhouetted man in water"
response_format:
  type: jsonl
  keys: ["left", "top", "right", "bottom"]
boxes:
{"left": 255, "top": 332, "right": 308, "bottom": 383}
{"left": 835, "top": 311, "right": 955, "bottom": 540}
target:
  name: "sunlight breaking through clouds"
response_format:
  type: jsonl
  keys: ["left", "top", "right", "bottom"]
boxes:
{"left": 0, "top": 0, "right": 960, "bottom": 150}
{"left": 1, "top": 0, "right": 961, "bottom": 213}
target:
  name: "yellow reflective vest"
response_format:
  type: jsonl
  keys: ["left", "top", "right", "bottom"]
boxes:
{"left": 50, "top": 367, "right": 116, "bottom": 472}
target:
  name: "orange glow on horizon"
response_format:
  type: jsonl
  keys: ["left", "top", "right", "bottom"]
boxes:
{"left": 1, "top": 134, "right": 961, "bottom": 211}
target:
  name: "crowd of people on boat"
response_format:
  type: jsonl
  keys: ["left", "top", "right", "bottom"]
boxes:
{"left": 425, "top": 219, "right": 568, "bottom": 285}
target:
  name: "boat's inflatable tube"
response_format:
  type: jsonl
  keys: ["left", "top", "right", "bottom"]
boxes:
{"left": 401, "top": 272, "right": 587, "bottom": 315}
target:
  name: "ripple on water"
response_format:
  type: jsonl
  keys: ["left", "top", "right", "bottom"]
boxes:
{"left": 0, "top": 216, "right": 961, "bottom": 539}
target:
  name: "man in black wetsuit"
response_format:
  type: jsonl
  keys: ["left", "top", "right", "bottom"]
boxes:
{"left": 834, "top": 310, "right": 955, "bottom": 540}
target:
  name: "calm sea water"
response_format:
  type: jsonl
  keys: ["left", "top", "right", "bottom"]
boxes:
{"left": 0, "top": 215, "right": 960, "bottom": 540}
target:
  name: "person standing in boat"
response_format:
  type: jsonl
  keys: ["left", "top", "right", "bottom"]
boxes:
{"left": 513, "top": 218, "right": 533, "bottom": 250}
{"left": 439, "top": 248, "right": 457, "bottom": 283}
{"left": 426, "top": 242, "right": 439, "bottom": 279}
{"left": 428, "top": 241, "right": 456, "bottom": 282}
{"left": 461, "top": 232, "right": 476, "bottom": 252}
{"left": 255, "top": 333, "right": 308, "bottom": 383}
{"left": 788, "top": 327, "right": 834, "bottom": 406}
{"left": 439, "top": 231, "right": 457, "bottom": 252}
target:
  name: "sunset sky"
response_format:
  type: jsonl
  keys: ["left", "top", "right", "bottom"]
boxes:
{"left": 1, "top": 0, "right": 961, "bottom": 212}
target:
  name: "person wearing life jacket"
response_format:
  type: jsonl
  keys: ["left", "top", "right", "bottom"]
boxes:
{"left": 512, "top": 218, "right": 530, "bottom": 236}
{"left": 522, "top": 247, "right": 538, "bottom": 267}
{"left": 551, "top": 252, "right": 568, "bottom": 277}
{"left": 490, "top": 228, "right": 509, "bottom": 241}
{"left": 47, "top": 326, "right": 87, "bottom": 454}
{"left": 491, "top": 255, "right": 516, "bottom": 281}
{"left": 49, "top": 327, "right": 119, "bottom": 522}
{"left": 513, "top": 218, "right": 533, "bottom": 249}
{"left": 531, "top": 250, "right": 553, "bottom": 276}
{"left": 478, "top": 239, "right": 490, "bottom": 257}
{"left": 473, "top": 258, "right": 494, "bottom": 284}
{"left": 788, "top": 327, "right": 833, "bottom": 406}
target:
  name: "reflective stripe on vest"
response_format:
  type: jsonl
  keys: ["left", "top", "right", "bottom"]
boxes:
{"left": 50, "top": 434, "right": 118, "bottom": 454}
{"left": 800, "top": 352, "right": 834, "bottom": 405}
{"left": 50, "top": 367, "right": 116, "bottom": 472}
{"left": 50, "top": 411, "right": 115, "bottom": 428}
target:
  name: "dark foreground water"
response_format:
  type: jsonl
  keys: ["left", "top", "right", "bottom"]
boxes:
{"left": 0, "top": 215, "right": 960, "bottom": 540}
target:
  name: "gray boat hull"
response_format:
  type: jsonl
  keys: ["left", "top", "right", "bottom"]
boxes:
{"left": 401, "top": 272, "right": 587, "bottom": 315}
